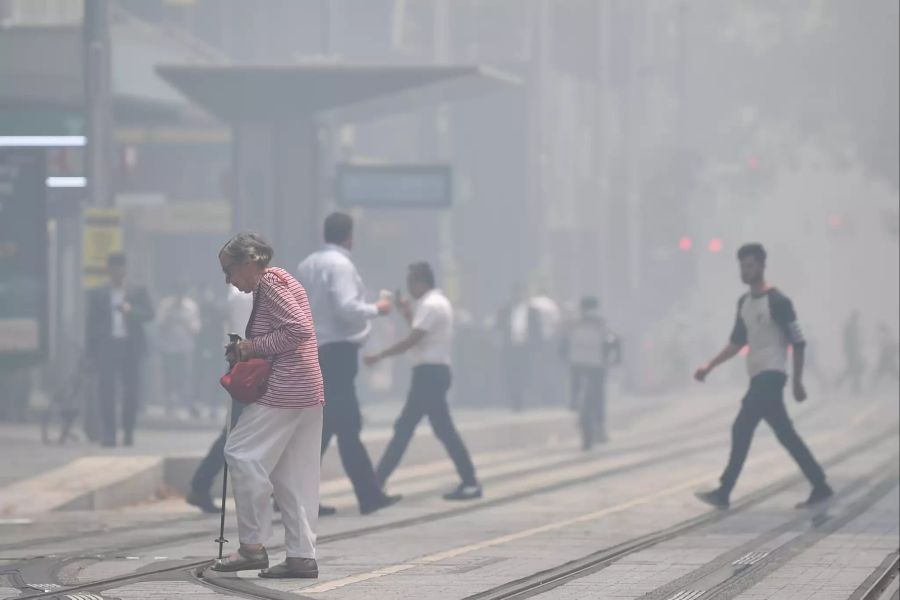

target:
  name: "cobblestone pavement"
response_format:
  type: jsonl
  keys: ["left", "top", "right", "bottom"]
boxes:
{"left": 1, "top": 387, "right": 896, "bottom": 600}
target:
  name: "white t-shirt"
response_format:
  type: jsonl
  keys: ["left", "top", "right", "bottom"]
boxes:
{"left": 410, "top": 289, "right": 454, "bottom": 366}
{"left": 110, "top": 287, "right": 127, "bottom": 339}
{"left": 730, "top": 288, "right": 805, "bottom": 378}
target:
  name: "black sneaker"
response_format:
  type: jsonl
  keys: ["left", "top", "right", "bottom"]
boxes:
{"left": 695, "top": 488, "right": 730, "bottom": 509}
{"left": 443, "top": 484, "right": 483, "bottom": 501}
{"left": 360, "top": 494, "right": 402, "bottom": 515}
{"left": 186, "top": 490, "right": 220, "bottom": 514}
{"left": 319, "top": 505, "right": 337, "bottom": 517}
{"left": 795, "top": 484, "right": 833, "bottom": 509}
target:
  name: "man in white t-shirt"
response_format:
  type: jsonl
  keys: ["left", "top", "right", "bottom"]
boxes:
{"left": 693, "top": 243, "right": 831, "bottom": 510}
{"left": 364, "top": 262, "right": 482, "bottom": 501}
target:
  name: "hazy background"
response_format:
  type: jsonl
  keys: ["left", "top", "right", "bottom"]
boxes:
{"left": 0, "top": 0, "right": 897, "bottom": 417}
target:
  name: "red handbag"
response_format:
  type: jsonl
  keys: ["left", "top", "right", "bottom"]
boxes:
{"left": 220, "top": 358, "right": 271, "bottom": 404}
{"left": 219, "top": 274, "right": 277, "bottom": 404}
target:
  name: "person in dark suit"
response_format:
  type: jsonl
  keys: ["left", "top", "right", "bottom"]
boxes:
{"left": 85, "top": 252, "right": 154, "bottom": 447}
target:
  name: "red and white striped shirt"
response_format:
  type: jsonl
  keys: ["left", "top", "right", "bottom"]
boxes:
{"left": 245, "top": 267, "right": 324, "bottom": 409}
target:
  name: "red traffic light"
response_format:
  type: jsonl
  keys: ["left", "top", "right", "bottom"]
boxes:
{"left": 678, "top": 237, "right": 693, "bottom": 251}
{"left": 708, "top": 238, "right": 723, "bottom": 253}
{"left": 828, "top": 214, "right": 844, "bottom": 230}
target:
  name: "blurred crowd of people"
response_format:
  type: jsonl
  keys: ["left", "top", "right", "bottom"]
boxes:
{"left": 0, "top": 240, "right": 896, "bottom": 458}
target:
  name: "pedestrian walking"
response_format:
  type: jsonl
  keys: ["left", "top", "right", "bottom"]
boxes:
{"left": 211, "top": 232, "right": 324, "bottom": 579}
{"left": 85, "top": 252, "right": 154, "bottom": 447}
{"left": 297, "top": 212, "right": 400, "bottom": 516}
{"left": 365, "top": 262, "right": 482, "bottom": 501}
{"left": 561, "top": 296, "right": 618, "bottom": 450}
{"left": 694, "top": 243, "right": 832, "bottom": 510}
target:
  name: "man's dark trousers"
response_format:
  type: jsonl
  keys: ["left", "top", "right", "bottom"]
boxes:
{"left": 719, "top": 370, "right": 827, "bottom": 495}
{"left": 376, "top": 365, "right": 477, "bottom": 487}
{"left": 319, "top": 342, "right": 385, "bottom": 510}
{"left": 97, "top": 340, "right": 140, "bottom": 445}
{"left": 571, "top": 366, "right": 607, "bottom": 448}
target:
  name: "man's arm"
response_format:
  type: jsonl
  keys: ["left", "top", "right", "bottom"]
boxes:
{"left": 696, "top": 297, "right": 747, "bottom": 382}
{"left": 792, "top": 344, "right": 807, "bottom": 401}
{"left": 771, "top": 291, "right": 808, "bottom": 401}
{"left": 329, "top": 262, "right": 388, "bottom": 320}
{"left": 364, "top": 329, "right": 427, "bottom": 365}
{"left": 695, "top": 343, "right": 743, "bottom": 382}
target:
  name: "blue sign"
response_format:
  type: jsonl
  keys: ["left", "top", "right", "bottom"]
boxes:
{"left": 336, "top": 164, "right": 452, "bottom": 209}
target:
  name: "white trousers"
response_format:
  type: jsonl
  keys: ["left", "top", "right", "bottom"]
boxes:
{"left": 224, "top": 403, "right": 323, "bottom": 558}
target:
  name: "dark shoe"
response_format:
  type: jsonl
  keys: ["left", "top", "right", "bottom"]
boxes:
{"left": 796, "top": 484, "right": 834, "bottom": 509}
{"left": 211, "top": 546, "right": 269, "bottom": 572}
{"left": 258, "top": 558, "right": 318, "bottom": 579}
{"left": 443, "top": 484, "right": 483, "bottom": 501}
{"left": 695, "top": 488, "right": 730, "bottom": 509}
{"left": 360, "top": 494, "right": 402, "bottom": 515}
{"left": 186, "top": 490, "right": 220, "bottom": 514}
{"left": 319, "top": 505, "right": 337, "bottom": 517}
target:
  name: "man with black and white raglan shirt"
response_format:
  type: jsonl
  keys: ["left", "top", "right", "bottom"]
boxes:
{"left": 694, "top": 243, "right": 832, "bottom": 510}
{"left": 365, "top": 262, "right": 482, "bottom": 501}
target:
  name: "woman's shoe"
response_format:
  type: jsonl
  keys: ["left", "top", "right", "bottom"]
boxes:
{"left": 211, "top": 546, "right": 269, "bottom": 572}
{"left": 258, "top": 559, "right": 318, "bottom": 579}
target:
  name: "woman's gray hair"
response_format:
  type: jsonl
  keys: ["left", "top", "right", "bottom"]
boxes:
{"left": 219, "top": 232, "right": 274, "bottom": 267}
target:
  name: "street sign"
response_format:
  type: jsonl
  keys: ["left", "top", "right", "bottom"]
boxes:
{"left": 0, "top": 149, "right": 48, "bottom": 363}
{"left": 83, "top": 207, "right": 122, "bottom": 289}
{"left": 336, "top": 163, "right": 452, "bottom": 209}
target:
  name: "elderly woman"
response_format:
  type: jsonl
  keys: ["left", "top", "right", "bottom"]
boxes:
{"left": 212, "top": 232, "right": 324, "bottom": 579}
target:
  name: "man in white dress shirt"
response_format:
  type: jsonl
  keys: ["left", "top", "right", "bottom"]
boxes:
{"left": 365, "top": 262, "right": 482, "bottom": 501}
{"left": 298, "top": 212, "right": 400, "bottom": 515}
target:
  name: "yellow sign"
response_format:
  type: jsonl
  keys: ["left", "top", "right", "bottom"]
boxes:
{"left": 83, "top": 207, "right": 122, "bottom": 289}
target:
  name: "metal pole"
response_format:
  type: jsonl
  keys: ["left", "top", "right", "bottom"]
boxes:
{"left": 83, "top": 0, "right": 112, "bottom": 208}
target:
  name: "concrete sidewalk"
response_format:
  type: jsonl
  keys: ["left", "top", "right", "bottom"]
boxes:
{"left": 0, "top": 386, "right": 737, "bottom": 516}
{"left": 0, "top": 403, "right": 581, "bottom": 516}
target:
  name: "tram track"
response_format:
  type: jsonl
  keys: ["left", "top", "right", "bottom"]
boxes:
{"left": 195, "top": 424, "right": 899, "bottom": 600}
{"left": 855, "top": 550, "right": 900, "bottom": 600}
{"left": 1, "top": 400, "right": 733, "bottom": 557}
{"left": 7, "top": 418, "right": 733, "bottom": 599}
{"left": 459, "top": 426, "right": 899, "bottom": 600}
{"left": 6, "top": 410, "right": 891, "bottom": 600}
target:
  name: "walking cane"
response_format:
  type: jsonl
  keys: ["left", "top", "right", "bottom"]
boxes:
{"left": 215, "top": 397, "right": 233, "bottom": 559}
{"left": 216, "top": 334, "right": 242, "bottom": 559}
